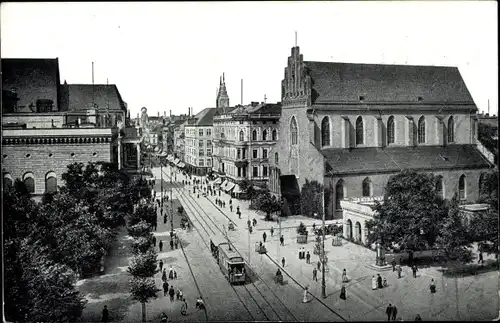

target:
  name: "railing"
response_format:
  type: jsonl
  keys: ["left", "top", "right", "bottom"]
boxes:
{"left": 345, "top": 196, "right": 384, "bottom": 204}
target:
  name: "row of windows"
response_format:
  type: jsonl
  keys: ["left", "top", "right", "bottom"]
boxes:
{"left": 3, "top": 171, "right": 57, "bottom": 194}
{"left": 185, "top": 128, "right": 212, "bottom": 137}
{"left": 215, "top": 127, "right": 279, "bottom": 142}
{"left": 292, "top": 115, "right": 456, "bottom": 147}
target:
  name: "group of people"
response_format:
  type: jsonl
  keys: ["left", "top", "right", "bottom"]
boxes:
{"left": 372, "top": 273, "right": 388, "bottom": 290}
{"left": 298, "top": 247, "right": 311, "bottom": 264}
{"left": 215, "top": 198, "right": 226, "bottom": 208}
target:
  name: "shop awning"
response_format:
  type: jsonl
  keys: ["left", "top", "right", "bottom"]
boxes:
{"left": 225, "top": 182, "right": 235, "bottom": 192}
{"left": 213, "top": 178, "right": 222, "bottom": 185}
{"left": 233, "top": 184, "right": 243, "bottom": 194}
{"left": 220, "top": 180, "right": 228, "bottom": 189}
{"left": 178, "top": 162, "right": 185, "bottom": 168}
{"left": 174, "top": 158, "right": 180, "bottom": 165}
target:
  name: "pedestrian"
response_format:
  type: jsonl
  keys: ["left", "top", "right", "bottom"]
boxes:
{"left": 306, "top": 251, "right": 311, "bottom": 264}
{"left": 282, "top": 257, "right": 286, "bottom": 267}
{"left": 237, "top": 206, "right": 240, "bottom": 214}
{"left": 162, "top": 269, "right": 167, "bottom": 282}
{"left": 372, "top": 276, "right": 377, "bottom": 290}
{"left": 247, "top": 220, "right": 251, "bottom": 228}
{"left": 397, "top": 264, "right": 402, "bottom": 279}
{"left": 386, "top": 304, "right": 393, "bottom": 321}
{"left": 392, "top": 305, "right": 398, "bottom": 321}
{"left": 169, "top": 266, "right": 174, "bottom": 280}
{"left": 101, "top": 305, "right": 109, "bottom": 322}
{"left": 170, "top": 239, "right": 174, "bottom": 250}
{"left": 313, "top": 268, "right": 318, "bottom": 282}
{"left": 176, "top": 289, "right": 181, "bottom": 300}
{"left": 270, "top": 227, "right": 274, "bottom": 237}
{"left": 169, "top": 286, "right": 175, "bottom": 302}
{"left": 164, "top": 215, "right": 167, "bottom": 224}
{"left": 229, "top": 199, "right": 232, "bottom": 205}
{"left": 223, "top": 201, "right": 226, "bottom": 208}
{"left": 230, "top": 205, "right": 233, "bottom": 212}
{"left": 280, "top": 235, "right": 284, "bottom": 246}
{"left": 342, "top": 269, "right": 348, "bottom": 283}
{"left": 302, "top": 286, "right": 309, "bottom": 303}
{"left": 174, "top": 270, "right": 178, "bottom": 279}
{"left": 377, "top": 274, "right": 383, "bottom": 288}
{"left": 340, "top": 284, "right": 346, "bottom": 300}
{"left": 153, "top": 236, "right": 157, "bottom": 247}
{"left": 298, "top": 248, "right": 302, "bottom": 260}
{"left": 163, "top": 281, "right": 169, "bottom": 296}
{"left": 196, "top": 296, "right": 205, "bottom": 310}
{"left": 479, "top": 251, "right": 484, "bottom": 266}
{"left": 412, "top": 265, "right": 418, "bottom": 278}
{"left": 254, "top": 218, "right": 257, "bottom": 226}
{"left": 414, "top": 314, "right": 422, "bottom": 321}
{"left": 238, "top": 211, "right": 241, "bottom": 219}
{"left": 391, "top": 259, "right": 397, "bottom": 272}
{"left": 159, "top": 259, "right": 164, "bottom": 272}
{"left": 263, "top": 232, "right": 267, "bottom": 243}
{"left": 181, "top": 298, "right": 188, "bottom": 316}
{"left": 178, "top": 289, "right": 183, "bottom": 301}
{"left": 317, "top": 260, "right": 321, "bottom": 271}
{"left": 430, "top": 279, "right": 436, "bottom": 293}
{"left": 159, "top": 240, "right": 163, "bottom": 252}
{"left": 175, "top": 239, "right": 179, "bottom": 249}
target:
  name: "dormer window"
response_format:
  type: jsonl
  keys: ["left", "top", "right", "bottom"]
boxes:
{"left": 418, "top": 96, "right": 423, "bottom": 101}
{"left": 359, "top": 96, "right": 365, "bottom": 101}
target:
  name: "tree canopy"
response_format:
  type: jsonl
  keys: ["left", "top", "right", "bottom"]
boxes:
{"left": 300, "top": 179, "right": 324, "bottom": 217}
{"left": 366, "top": 170, "right": 447, "bottom": 251}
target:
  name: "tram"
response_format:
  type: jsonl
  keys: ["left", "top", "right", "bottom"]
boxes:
{"left": 210, "top": 238, "right": 246, "bottom": 284}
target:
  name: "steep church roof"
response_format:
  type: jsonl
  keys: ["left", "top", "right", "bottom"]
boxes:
{"left": 63, "top": 84, "right": 127, "bottom": 112}
{"left": 304, "top": 61, "right": 475, "bottom": 105}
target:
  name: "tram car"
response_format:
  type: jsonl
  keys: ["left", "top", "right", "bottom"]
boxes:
{"left": 210, "top": 239, "right": 246, "bottom": 284}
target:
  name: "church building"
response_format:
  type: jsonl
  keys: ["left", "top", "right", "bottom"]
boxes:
{"left": 269, "top": 45, "right": 494, "bottom": 220}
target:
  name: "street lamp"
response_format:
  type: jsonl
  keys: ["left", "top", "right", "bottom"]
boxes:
{"left": 316, "top": 212, "right": 327, "bottom": 299}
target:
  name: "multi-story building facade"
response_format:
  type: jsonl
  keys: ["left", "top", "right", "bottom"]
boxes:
{"left": 2, "top": 58, "right": 141, "bottom": 196}
{"left": 184, "top": 108, "right": 216, "bottom": 175}
{"left": 212, "top": 101, "right": 281, "bottom": 188}
{"left": 269, "top": 45, "right": 494, "bottom": 221}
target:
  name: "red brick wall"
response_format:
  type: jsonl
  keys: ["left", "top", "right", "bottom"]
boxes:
{"left": 2, "top": 143, "right": 112, "bottom": 195}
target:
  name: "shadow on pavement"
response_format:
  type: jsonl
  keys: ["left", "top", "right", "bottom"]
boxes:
{"left": 438, "top": 260, "right": 499, "bottom": 277}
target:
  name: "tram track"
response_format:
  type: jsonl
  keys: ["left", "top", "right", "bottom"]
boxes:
{"left": 164, "top": 169, "right": 298, "bottom": 321}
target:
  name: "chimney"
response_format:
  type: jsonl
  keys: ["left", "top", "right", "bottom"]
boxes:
{"left": 251, "top": 101, "right": 259, "bottom": 107}
{"left": 158, "top": 111, "right": 160, "bottom": 117}
{"left": 170, "top": 110, "right": 172, "bottom": 119}
{"left": 164, "top": 111, "right": 166, "bottom": 117}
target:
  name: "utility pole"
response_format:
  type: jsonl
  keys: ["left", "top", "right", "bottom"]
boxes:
{"left": 248, "top": 211, "right": 251, "bottom": 265}
{"left": 321, "top": 192, "right": 327, "bottom": 298}
{"left": 160, "top": 161, "right": 164, "bottom": 223}
{"left": 170, "top": 189, "right": 174, "bottom": 236}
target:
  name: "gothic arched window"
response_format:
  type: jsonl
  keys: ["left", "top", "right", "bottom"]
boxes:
{"left": 355, "top": 116, "right": 364, "bottom": 145}
{"left": 3, "top": 173, "right": 13, "bottom": 192}
{"left": 275, "top": 152, "right": 279, "bottom": 164}
{"left": 290, "top": 117, "right": 298, "bottom": 145}
{"left": 459, "top": 174, "right": 466, "bottom": 200}
{"left": 321, "top": 117, "right": 330, "bottom": 147}
{"left": 435, "top": 175, "right": 444, "bottom": 199}
{"left": 418, "top": 116, "right": 426, "bottom": 144}
{"left": 252, "top": 130, "right": 257, "bottom": 141}
{"left": 45, "top": 171, "right": 57, "bottom": 193}
{"left": 263, "top": 129, "right": 268, "bottom": 141}
{"left": 362, "top": 177, "right": 372, "bottom": 197}
{"left": 387, "top": 116, "right": 395, "bottom": 144}
{"left": 447, "top": 116, "right": 455, "bottom": 143}
{"left": 272, "top": 129, "right": 277, "bottom": 141}
{"left": 239, "top": 130, "right": 244, "bottom": 142}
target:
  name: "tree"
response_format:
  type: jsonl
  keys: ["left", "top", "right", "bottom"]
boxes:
{"left": 128, "top": 221, "right": 153, "bottom": 238}
{"left": 131, "top": 236, "right": 154, "bottom": 255}
{"left": 239, "top": 179, "right": 254, "bottom": 198}
{"left": 435, "top": 194, "right": 473, "bottom": 263}
{"left": 128, "top": 250, "right": 158, "bottom": 278}
{"left": 297, "top": 222, "right": 308, "bottom": 235}
{"left": 300, "top": 179, "right": 324, "bottom": 218}
{"left": 130, "top": 277, "right": 160, "bottom": 322}
{"left": 254, "top": 189, "right": 282, "bottom": 221}
{"left": 366, "top": 170, "right": 447, "bottom": 252}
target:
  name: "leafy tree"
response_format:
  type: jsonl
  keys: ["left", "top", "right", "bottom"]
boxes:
{"left": 131, "top": 236, "right": 154, "bottom": 255}
{"left": 366, "top": 170, "right": 447, "bottom": 252}
{"left": 129, "top": 204, "right": 156, "bottom": 227}
{"left": 128, "top": 250, "right": 158, "bottom": 278}
{"left": 300, "top": 179, "right": 324, "bottom": 218}
{"left": 478, "top": 123, "right": 498, "bottom": 164}
{"left": 130, "top": 277, "right": 160, "bottom": 322}
{"left": 128, "top": 220, "right": 153, "bottom": 238}
{"left": 239, "top": 179, "right": 254, "bottom": 198}
{"left": 254, "top": 189, "right": 282, "bottom": 220}
{"left": 177, "top": 205, "right": 184, "bottom": 216}
{"left": 435, "top": 194, "right": 473, "bottom": 263}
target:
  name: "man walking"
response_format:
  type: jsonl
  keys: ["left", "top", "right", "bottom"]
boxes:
{"left": 174, "top": 239, "right": 179, "bottom": 249}
{"left": 159, "top": 260, "right": 164, "bottom": 272}
{"left": 270, "top": 227, "right": 274, "bottom": 237}
{"left": 391, "top": 259, "right": 397, "bottom": 272}
{"left": 170, "top": 239, "right": 174, "bottom": 250}
{"left": 391, "top": 305, "right": 398, "bottom": 321}
{"left": 282, "top": 257, "right": 286, "bottom": 267}
{"left": 169, "top": 285, "right": 175, "bottom": 302}
{"left": 101, "top": 305, "right": 109, "bottom": 322}
{"left": 317, "top": 260, "right": 321, "bottom": 271}
{"left": 313, "top": 267, "right": 318, "bottom": 282}
{"left": 412, "top": 265, "right": 418, "bottom": 278}
{"left": 153, "top": 236, "right": 157, "bottom": 247}
{"left": 306, "top": 251, "right": 311, "bottom": 264}
{"left": 263, "top": 232, "right": 267, "bottom": 243}
{"left": 386, "top": 304, "right": 393, "bottom": 321}
{"left": 397, "top": 264, "right": 402, "bottom": 279}
{"left": 280, "top": 235, "right": 284, "bottom": 246}
{"left": 159, "top": 240, "right": 163, "bottom": 252}
{"left": 163, "top": 281, "right": 169, "bottom": 296}
{"left": 479, "top": 251, "right": 484, "bottom": 266}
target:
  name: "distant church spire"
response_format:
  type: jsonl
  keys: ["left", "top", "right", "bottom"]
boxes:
{"left": 216, "top": 73, "right": 230, "bottom": 109}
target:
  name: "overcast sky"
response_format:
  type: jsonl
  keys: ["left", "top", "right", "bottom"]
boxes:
{"left": 1, "top": 1, "right": 497, "bottom": 117}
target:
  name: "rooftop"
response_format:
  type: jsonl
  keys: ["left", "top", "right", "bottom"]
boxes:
{"left": 304, "top": 60, "right": 475, "bottom": 105}
{"left": 323, "top": 145, "right": 492, "bottom": 176}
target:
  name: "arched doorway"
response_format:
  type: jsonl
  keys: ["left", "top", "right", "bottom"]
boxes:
{"left": 345, "top": 219, "right": 353, "bottom": 239}
{"left": 355, "top": 222, "right": 362, "bottom": 242}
